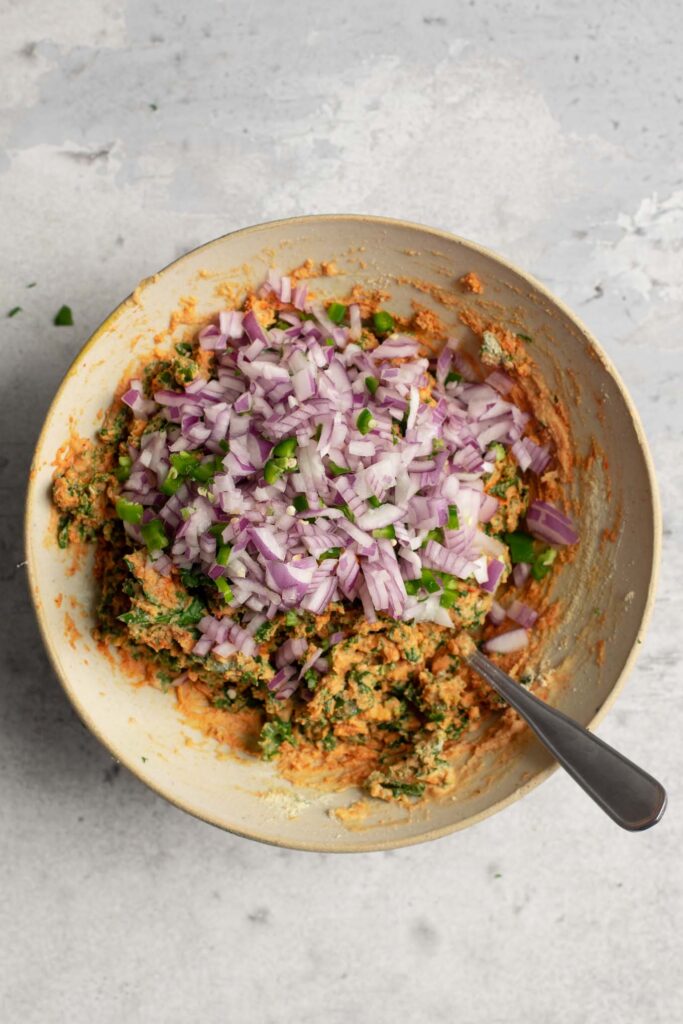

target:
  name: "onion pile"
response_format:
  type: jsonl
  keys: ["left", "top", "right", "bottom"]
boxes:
{"left": 116, "top": 272, "right": 575, "bottom": 660}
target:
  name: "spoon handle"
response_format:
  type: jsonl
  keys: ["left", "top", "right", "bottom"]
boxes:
{"left": 467, "top": 649, "right": 667, "bottom": 831}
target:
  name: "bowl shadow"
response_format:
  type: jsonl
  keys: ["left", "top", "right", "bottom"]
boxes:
{"left": 1, "top": 347, "right": 161, "bottom": 811}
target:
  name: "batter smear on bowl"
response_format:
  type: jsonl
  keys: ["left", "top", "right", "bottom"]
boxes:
{"left": 52, "top": 268, "right": 578, "bottom": 801}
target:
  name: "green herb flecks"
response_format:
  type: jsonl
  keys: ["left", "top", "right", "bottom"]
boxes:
{"left": 384, "top": 780, "right": 425, "bottom": 799}
{"left": 259, "top": 719, "right": 294, "bottom": 760}
{"left": 119, "top": 597, "right": 205, "bottom": 630}
{"left": 54, "top": 305, "right": 74, "bottom": 326}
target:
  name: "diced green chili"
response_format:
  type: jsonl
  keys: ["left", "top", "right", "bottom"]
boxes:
{"left": 421, "top": 568, "right": 439, "bottom": 593}
{"left": 140, "top": 518, "right": 169, "bottom": 551}
{"left": 424, "top": 527, "right": 444, "bottom": 545}
{"left": 327, "top": 302, "right": 347, "bottom": 324}
{"left": 372, "top": 310, "right": 394, "bottom": 335}
{"left": 372, "top": 525, "right": 396, "bottom": 540}
{"left": 441, "top": 574, "right": 460, "bottom": 592}
{"left": 167, "top": 451, "right": 220, "bottom": 484}
{"left": 365, "top": 375, "right": 380, "bottom": 396}
{"left": 192, "top": 461, "right": 216, "bottom": 483}
{"left": 404, "top": 579, "right": 420, "bottom": 596}
{"left": 324, "top": 336, "right": 335, "bottom": 346}
{"left": 319, "top": 547, "right": 342, "bottom": 561}
{"left": 160, "top": 467, "right": 182, "bottom": 496}
{"left": 215, "top": 576, "right": 234, "bottom": 601}
{"left": 368, "top": 496, "right": 381, "bottom": 508}
{"left": 447, "top": 505, "right": 460, "bottom": 530}
{"left": 445, "top": 371, "right": 462, "bottom": 385}
{"left": 356, "top": 409, "right": 374, "bottom": 435}
{"left": 532, "top": 546, "right": 557, "bottom": 580}
{"left": 264, "top": 459, "right": 284, "bottom": 484}
{"left": 328, "top": 461, "right": 352, "bottom": 477}
{"left": 292, "top": 493, "right": 309, "bottom": 513}
{"left": 115, "top": 497, "right": 143, "bottom": 524}
{"left": 335, "top": 502, "right": 355, "bottom": 522}
{"left": 114, "top": 455, "right": 132, "bottom": 482}
{"left": 170, "top": 451, "right": 198, "bottom": 475}
{"left": 439, "top": 591, "right": 457, "bottom": 609}
{"left": 272, "top": 436, "right": 297, "bottom": 459}
{"left": 505, "top": 531, "right": 535, "bottom": 564}
{"left": 216, "top": 543, "right": 232, "bottom": 566}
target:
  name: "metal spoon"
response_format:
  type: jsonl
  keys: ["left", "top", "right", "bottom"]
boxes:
{"left": 468, "top": 649, "right": 667, "bottom": 831}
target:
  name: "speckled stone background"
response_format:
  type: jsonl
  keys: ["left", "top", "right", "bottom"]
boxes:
{"left": 2, "top": 2, "right": 682, "bottom": 1022}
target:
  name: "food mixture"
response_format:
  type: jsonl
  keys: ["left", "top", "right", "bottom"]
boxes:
{"left": 52, "top": 267, "right": 578, "bottom": 802}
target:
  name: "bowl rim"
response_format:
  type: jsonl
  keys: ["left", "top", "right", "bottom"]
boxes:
{"left": 24, "top": 213, "right": 662, "bottom": 852}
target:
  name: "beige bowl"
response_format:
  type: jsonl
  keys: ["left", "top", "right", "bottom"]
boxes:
{"left": 25, "top": 215, "right": 660, "bottom": 851}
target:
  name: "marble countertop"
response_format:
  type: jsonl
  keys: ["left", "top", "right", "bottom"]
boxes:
{"left": 2, "top": 2, "right": 681, "bottom": 1021}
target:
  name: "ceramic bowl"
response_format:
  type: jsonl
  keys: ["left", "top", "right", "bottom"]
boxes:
{"left": 25, "top": 215, "right": 660, "bottom": 851}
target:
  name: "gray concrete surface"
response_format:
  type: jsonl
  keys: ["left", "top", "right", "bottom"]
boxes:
{"left": 1, "top": 1, "right": 681, "bottom": 1021}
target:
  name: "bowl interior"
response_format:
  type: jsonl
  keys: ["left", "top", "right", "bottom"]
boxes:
{"left": 26, "top": 216, "right": 659, "bottom": 851}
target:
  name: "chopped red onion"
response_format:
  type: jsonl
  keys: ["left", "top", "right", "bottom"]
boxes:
{"left": 480, "top": 558, "right": 505, "bottom": 594}
{"left": 487, "top": 600, "right": 506, "bottom": 625}
{"left": 349, "top": 304, "right": 361, "bottom": 340}
{"left": 483, "top": 628, "right": 529, "bottom": 654}
{"left": 512, "top": 562, "right": 531, "bottom": 587}
{"left": 121, "top": 380, "right": 157, "bottom": 419}
{"left": 507, "top": 599, "right": 538, "bottom": 628}
{"left": 298, "top": 646, "right": 323, "bottom": 678}
{"left": 527, "top": 500, "right": 578, "bottom": 546}
{"left": 113, "top": 271, "right": 567, "bottom": 645}
{"left": 268, "top": 665, "right": 296, "bottom": 697}
{"left": 292, "top": 282, "right": 308, "bottom": 310}
{"left": 511, "top": 439, "right": 532, "bottom": 472}
{"left": 371, "top": 336, "right": 420, "bottom": 360}
{"left": 486, "top": 370, "right": 513, "bottom": 395}
{"left": 478, "top": 494, "right": 499, "bottom": 523}
{"left": 275, "top": 636, "right": 308, "bottom": 668}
